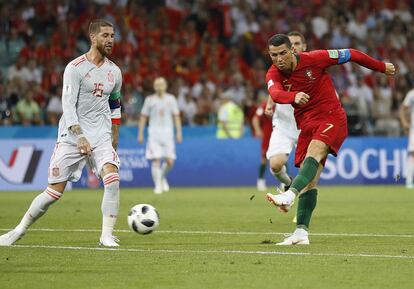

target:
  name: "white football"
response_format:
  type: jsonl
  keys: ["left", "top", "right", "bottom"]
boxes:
{"left": 127, "top": 204, "right": 160, "bottom": 234}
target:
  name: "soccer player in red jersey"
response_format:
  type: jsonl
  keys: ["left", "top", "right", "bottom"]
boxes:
{"left": 265, "top": 34, "right": 395, "bottom": 245}
{"left": 252, "top": 95, "right": 273, "bottom": 191}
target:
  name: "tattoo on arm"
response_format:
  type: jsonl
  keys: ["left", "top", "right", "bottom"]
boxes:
{"left": 69, "top": 125, "right": 83, "bottom": 137}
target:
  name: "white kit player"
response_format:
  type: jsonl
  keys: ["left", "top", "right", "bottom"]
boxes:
{"left": 0, "top": 19, "right": 123, "bottom": 247}
{"left": 138, "top": 77, "right": 182, "bottom": 194}
{"left": 265, "top": 31, "right": 307, "bottom": 190}
{"left": 400, "top": 88, "right": 414, "bottom": 188}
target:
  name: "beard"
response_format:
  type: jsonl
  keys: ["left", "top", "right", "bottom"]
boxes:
{"left": 97, "top": 42, "right": 112, "bottom": 57}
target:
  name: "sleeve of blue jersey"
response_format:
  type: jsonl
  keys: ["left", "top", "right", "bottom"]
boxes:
{"left": 338, "top": 49, "right": 351, "bottom": 64}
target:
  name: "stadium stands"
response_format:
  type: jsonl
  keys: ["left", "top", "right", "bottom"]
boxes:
{"left": 0, "top": 0, "right": 413, "bottom": 136}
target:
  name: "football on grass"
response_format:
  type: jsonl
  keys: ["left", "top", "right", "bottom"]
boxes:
{"left": 127, "top": 204, "right": 160, "bottom": 234}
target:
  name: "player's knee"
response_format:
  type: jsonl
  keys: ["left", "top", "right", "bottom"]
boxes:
{"left": 166, "top": 159, "right": 174, "bottom": 168}
{"left": 269, "top": 160, "right": 284, "bottom": 174}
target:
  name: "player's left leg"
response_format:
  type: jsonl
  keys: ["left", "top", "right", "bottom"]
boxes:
{"left": 89, "top": 142, "right": 121, "bottom": 246}
{"left": 276, "top": 164, "right": 323, "bottom": 245}
{"left": 99, "top": 163, "right": 120, "bottom": 247}
{"left": 161, "top": 158, "right": 174, "bottom": 192}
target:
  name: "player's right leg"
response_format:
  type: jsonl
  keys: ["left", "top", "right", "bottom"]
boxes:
{"left": 266, "top": 130, "right": 295, "bottom": 190}
{"left": 151, "top": 159, "right": 163, "bottom": 194}
{"left": 269, "top": 154, "right": 291, "bottom": 190}
{"left": 145, "top": 139, "right": 164, "bottom": 194}
{"left": 0, "top": 142, "right": 89, "bottom": 246}
{"left": 0, "top": 182, "right": 67, "bottom": 246}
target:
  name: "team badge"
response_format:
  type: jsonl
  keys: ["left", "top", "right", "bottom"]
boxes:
{"left": 305, "top": 69, "right": 316, "bottom": 80}
{"left": 108, "top": 71, "right": 114, "bottom": 83}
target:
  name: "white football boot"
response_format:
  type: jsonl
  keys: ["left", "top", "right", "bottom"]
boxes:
{"left": 0, "top": 229, "right": 25, "bottom": 246}
{"left": 99, "top": 235, "right": 120, "bottom": 247}
{"left": 162, "top": 178, "right": 170, "bottom": 192}
{"left": 266, "top": 189, "right": 296, "bottom": 213}
{"left": 276, "top": 229, "right": 310, "bottom": 245}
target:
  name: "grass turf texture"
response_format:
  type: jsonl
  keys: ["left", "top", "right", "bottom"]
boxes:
{"left": 0, "top": 186, "right": 413, "bottom": 289}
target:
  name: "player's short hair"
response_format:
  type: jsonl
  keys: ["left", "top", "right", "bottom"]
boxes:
{"left": 268, "top": 34, "right": 291, "bottom": 48}
{"left": 287, "top": 31, "right": 306, "bottom": 44}
{"left": 89, "top": 19, "right": 113, "bottom": 35}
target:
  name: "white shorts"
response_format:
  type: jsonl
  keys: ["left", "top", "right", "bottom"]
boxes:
{"left": 409, "top": 128, "right": 414, "bottom": 152}
{"left": 48, "top": 141, "right": 120, "bottom": 184}
{"left": 145, "top": 138, "right": 176, "bottom": 160}
{"left": 266, "top": 129, "right": 297, "bottom": 159}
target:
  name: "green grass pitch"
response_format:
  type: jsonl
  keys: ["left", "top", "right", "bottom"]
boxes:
{"left": 0, "top": 186, "right": 413, "bottom": 289}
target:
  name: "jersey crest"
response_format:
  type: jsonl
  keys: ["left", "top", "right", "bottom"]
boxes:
{"left": 107, "top": 71, "right": 114, "bottom": 83}
{"left": 305, "top": 69, "right": 316, "bottom": 81}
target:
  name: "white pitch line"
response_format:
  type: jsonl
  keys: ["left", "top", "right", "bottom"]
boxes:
{"left": 0, "top": 228, "right": 413, "bottom": 238}
{"left": 7, "top": 244, "right": 414, "bottom": 260}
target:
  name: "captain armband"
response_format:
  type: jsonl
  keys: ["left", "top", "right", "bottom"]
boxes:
{"left": 328, "top": 49, "right": 351, "bottom": 64}
{"left": 109, "top": 91, "right": 122, "bottom": 124}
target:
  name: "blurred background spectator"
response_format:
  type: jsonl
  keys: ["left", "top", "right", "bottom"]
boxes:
{"left": 0, "top": 0, "right": 413, "bottom": 136}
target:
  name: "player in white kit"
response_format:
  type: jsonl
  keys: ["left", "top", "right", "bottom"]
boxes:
{"left": 264, "top": 31, "right": 306, "bottom": 191}
{"left": 138, "top": 77, "right": 182, "bottom": 194}
{"left": 0, "top": 19, "right": 122, "bottom": 247}
{"left": 400, "top": 88, "right": 414, "bottom": 188}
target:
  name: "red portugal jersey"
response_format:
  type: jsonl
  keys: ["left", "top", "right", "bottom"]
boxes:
{"left": 266, "top": 49, "right": 385, "bottom": 129}
{"left": 266, "top": 50, "right": 343, "bottom": 129}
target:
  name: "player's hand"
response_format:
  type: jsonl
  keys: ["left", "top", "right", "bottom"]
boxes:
{"left": 176, "top": 133, "right": 182, "bottom": 143}
{"left": 384, "top": 63, "right": 395, "bottom": 76}
{"left": 294, "top": 92, "right": 310, "bottom": 105}
{"left": 138, "top": 134, "right": 144, "bottom": 144}
{"left": 77, "top": 136, "right": 92, "bottom": 156}
{"left": 264, "top": 103, "right": 274, "bottom": 118}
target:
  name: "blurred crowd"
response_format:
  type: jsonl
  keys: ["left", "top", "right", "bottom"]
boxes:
{"left": 1, "top": 0, "right": 414, "bottom": 136}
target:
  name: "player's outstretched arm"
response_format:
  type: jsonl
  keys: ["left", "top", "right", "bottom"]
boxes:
{"left": 329, "top": 48, "right": 395, "bottom": 75}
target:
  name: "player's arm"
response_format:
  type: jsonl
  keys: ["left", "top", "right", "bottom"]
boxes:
{"left": 266, "top": 72, "right": 310, "bottom": 106}
{"left": 172, "top": 98, "right": 182, "bottom": 143}
{"left": 252, "top": 111, "right": 263, "bottom": 138}
{"left": 62, "top": 64, "right": 91, "bottom": 155}
{"left": 109, "top": 70, "right": 122, "bottom": 150}
{"left": 264, "top": 95, "right": 274, "bottom": 118}
{"left": 137, "top": 114, "right": 147, "bottom": 144}
{"left": 321, "top": 49, "right": 395, "bottom": 75}
{"left": 174, "top": 114, "right": 182, "bottom": 143}
{"left": 138, "top": 98, "right": 150, "bottom": 144}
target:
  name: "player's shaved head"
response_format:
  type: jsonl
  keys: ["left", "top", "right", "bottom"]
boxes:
{"left": 268, "top": 34, "right": 291, "bottom": 49}
{"left": 89, "top": 19, "right": 113, "bottom": 35}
